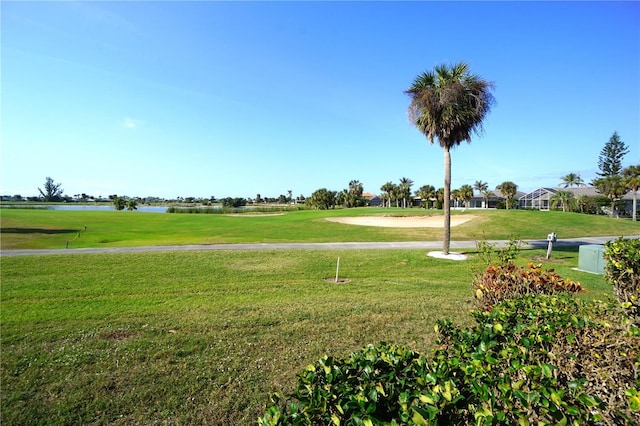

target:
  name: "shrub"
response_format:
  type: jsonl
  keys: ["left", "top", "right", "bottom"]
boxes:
{"left": 604, "top": 237, "right": 640, "bottom": 318}
{"left": 435, "top": 295, "right": 640, "bottom": 425}
{"left": 475, "top": 236, "right": 522, "bottom": 267}
{"left": 260, "top": 295, "right": 640, "bottom": 425}
{"left": 473, "top": 263, "right": 582, "bottom": 311}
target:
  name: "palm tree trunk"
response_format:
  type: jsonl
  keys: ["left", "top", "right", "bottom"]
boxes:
{"left": 443, "top": 146, "right": 451, "bottom": 255}
{"left": 633, "top": 192, "right": 637, "bottom": 221}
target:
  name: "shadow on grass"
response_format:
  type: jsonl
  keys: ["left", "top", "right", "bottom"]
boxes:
{"left": 0, "top": 228, "right": 78, "bottom": 235}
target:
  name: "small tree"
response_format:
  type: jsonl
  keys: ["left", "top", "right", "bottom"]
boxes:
{"left": 113, "top": 197, "right": 126, "bottom": 211}
{"left": 458, "top": 184, "right": 473, "bottom": 208}
{"left": 416, "top": 184, "right": 435, "bottom": 208}
{"left": 126, "top": 199, "right": 138, "bottom": 211}
{"left": 550, "top": 189, "right": 577, "bottom": 212}
{"left": 38, "top": 177, "right": 64, "bottom": 202}
{"left": 496, "top": 181, "right": 518, "bottom": 209}
{"left": 306, "top": 188, "right": 336, "bottom": 210}
{"left": 622, "top": 165, "right": 639, "bottom": 221}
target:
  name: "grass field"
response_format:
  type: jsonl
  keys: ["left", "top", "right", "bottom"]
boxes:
{"left": 0, "top": 208, "right": 637, "bottom": 424}
{"left": 1, "top": 207, "right": 638, "bottom": 250}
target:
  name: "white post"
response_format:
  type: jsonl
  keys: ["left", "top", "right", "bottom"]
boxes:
{"left": 335, "top": 257, "right": 340, "bottom": 283}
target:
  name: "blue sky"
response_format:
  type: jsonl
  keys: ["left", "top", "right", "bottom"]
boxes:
{"left": 2, "top": 1, "right": 639, "bottom": 200}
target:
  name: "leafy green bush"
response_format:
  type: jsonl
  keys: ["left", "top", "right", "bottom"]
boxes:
{"left": 604, "top": 237, "right": 640, "bottom": 318}
{"left": 260, "top": 295, "right": 639, "bottom": 425}
{"left": 473, "top": 263, "right": 582, "bottom": 311}
{"left": 436, "top": 295, "right": 639, "bottom": 425}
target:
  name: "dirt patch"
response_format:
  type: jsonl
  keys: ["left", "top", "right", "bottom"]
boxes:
{"left": 325, "top": 215, "right": 476, "bottom": 228}
{"left": 324, "top": 277, "right": 351, "bottom": 284}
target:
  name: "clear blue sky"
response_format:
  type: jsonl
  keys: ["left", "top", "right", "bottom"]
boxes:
{"left": 2, "top": 1, "right": 639, "bottom": 200}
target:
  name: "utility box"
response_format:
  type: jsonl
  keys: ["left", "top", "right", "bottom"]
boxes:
{"left": 578, "top": 245, "right": 606, "bottom": 274}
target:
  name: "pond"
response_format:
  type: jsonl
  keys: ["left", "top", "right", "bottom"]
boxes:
{"left": 32, "top": 205, "right": 170, "bottom": 213}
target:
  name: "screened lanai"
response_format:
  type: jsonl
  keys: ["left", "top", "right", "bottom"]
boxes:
{"left": 519, "top": 187, "right": 557, "bottom": 210}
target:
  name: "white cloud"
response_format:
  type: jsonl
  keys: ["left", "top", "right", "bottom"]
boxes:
{"left": 123, "top": 117, "right": 142, "bottom": 129}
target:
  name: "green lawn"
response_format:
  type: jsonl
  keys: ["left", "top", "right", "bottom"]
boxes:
{"left": 1, "top": 207, "right": 638, "bottom": 249}
{"left": 0, "top": 208, "right": 634, "bottom": 424}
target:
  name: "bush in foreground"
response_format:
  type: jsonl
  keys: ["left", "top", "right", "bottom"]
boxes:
{"left": 260, "top": 295, "right": 639, "bottom": 425}
{"left": 472, "top": 263, "right": 582, "bottom": 312}
{"left": 604, "top": 237, "right": 640, "bottom": 319}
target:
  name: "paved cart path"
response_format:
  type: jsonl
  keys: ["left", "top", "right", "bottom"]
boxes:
{"left": 1, "top": 236, "right": 637, "bottom": 257}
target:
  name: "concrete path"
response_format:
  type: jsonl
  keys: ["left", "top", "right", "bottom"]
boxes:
{"left": 2, "top": 236, "right": 637, "bottom": 257}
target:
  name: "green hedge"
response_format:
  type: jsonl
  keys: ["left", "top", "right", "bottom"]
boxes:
{"left": 260, "top": 295, "right": 639, "bottom": 425}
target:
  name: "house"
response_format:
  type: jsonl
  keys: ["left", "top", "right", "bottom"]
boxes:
{"left": 362, "top": 192, "right": 382, "bottom": 207}
{"left": 519, "top": 186, "right": 636, "bottom": 215}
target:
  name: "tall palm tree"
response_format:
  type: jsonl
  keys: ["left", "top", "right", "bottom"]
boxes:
{"left": 560, "top": 173, "right": 585, "bottom": 188}
{"left": 622, "top": 164, "right": 640, "bottom": 221}
{"left": 473, "top": 180, "right": 489, "bottom": 208}
{"left": 406, "top": 63, "right": 495, "bottom": 254}
{"left": 496, "top": 181, "right": 518, "bottom": 209}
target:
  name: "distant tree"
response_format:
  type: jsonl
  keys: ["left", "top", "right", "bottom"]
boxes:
{"left": 435, "top": 187, "right": 445, "bottom": 209}
{"left": 622, "top": 165, "right": 640, "bottom": 221}
{"left": 399, "top": 177, "right": 414, "bottom": 208}
{"left": 255, "top": 194, "right": 262, "bottom": 204}
{"left": 550, "top": 190, "right": 577, "bottom": 212}
{"left": 450, "top": 189, "right": 460, "bottom": 208}
{"left": 340, "top": 180, "right": 366, "bottom": 208}
{"left": 559, "top": 173, "right": 585, "bottom": 188}
{"left": 596, "top": 132, "right": 629, "bottom": 178}
{"left": 38, "top": 177, "right": 64, "bottom": 202}
{"left": 287, "top": 190, "right": 293, "bottom": 203}
{"left": 458, "top": 184, "right": 474, "bottom": 208}
{"left": 307, "top": 188, "right": 336, "bottom": 210}
{"left": 416, "top": 184, "right": 435, "bottom": 208}
{"left": 593, "top": 176, "right": 626, "bottom": 217}
{"left": 496, "top": 181, "right": 518, "bottom": 209}
{"left": 380, "top": 182, "right": 395, "bottom": 208}
{"left": 113, "top": 197, "right": 126, "bottom": 211}
{"left": 406, "top": 62, "right": 495, "bottom": 254}
{"left": 473, "top": 180, "right": 489, "bottom": 208}
{"left": 222, "top": 197, "right": 247, "bottom": 208}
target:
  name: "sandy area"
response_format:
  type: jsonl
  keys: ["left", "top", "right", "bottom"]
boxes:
{"left": 325, "top": 215, "right": 476, "bottom": 228}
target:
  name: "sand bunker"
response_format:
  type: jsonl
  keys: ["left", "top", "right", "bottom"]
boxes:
{"left": 325, "top": 215, "right": 476, "bottom": 228}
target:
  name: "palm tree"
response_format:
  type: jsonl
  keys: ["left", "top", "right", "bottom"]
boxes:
{"left": 473, "top": 180, "right": 489, "bottom": 208}
{"left": 416, "top": 184, "right": 435, "bottom": 208}
{"left": 399, "top": 177, "right": 414, "bottom": 208}
{"left": 560, "top": 173, "right": 585, "bottom": 188}
{"left": 380, "top": 182, "right": 395, "bottom": 208}
{"left": 406, "top": 62, "right": 495, "bottom": 254}
{"left": 436, "top": 187, "right": 445, "bottom": 209}
{"left": 451, "top": 189, "right": 461, "bottom": 208}
{"left": 459, "top": 184, "right": 474, "bottom": 208}
{"left": 622, "top": 164, "right": 640, "bottom": 221}
{"left": 550, "top": 190, "right": 576, "bottom": 212}
{"left": 592, "top": 175, "right": 626, "bottom": 217}
{"left": 496, "top": 181, "right": 518, "bottom": 209}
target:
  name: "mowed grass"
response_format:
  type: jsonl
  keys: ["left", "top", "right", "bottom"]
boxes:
{"left": 1, "top": 246, "right": 613, "bottom": 425}
{"left": 0, "top": 208, "right": 634, "bottom": 423}
{"left": 1, "top": 207, "right": 639, "bottom": 249}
